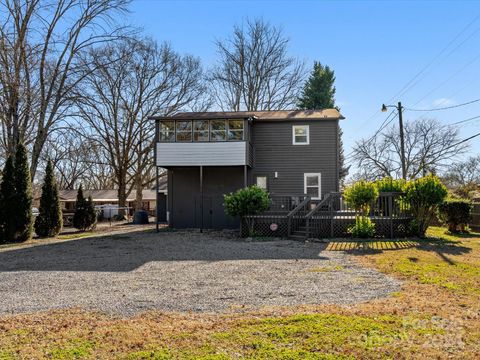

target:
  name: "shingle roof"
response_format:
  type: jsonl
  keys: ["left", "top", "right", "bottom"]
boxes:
{"left": 150, "top": 109, "right": 344, "bottom": 121}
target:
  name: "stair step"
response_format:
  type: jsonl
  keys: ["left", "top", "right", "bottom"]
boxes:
{"left": 289, "top": 234, "right": 307, "bottom": 240}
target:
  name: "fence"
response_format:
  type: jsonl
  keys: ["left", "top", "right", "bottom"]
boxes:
{"left": 243, "top": 192, "right": 413, "bottom": 239}
{"left": 472, "top": 202, "right": 480, "bottom": 232}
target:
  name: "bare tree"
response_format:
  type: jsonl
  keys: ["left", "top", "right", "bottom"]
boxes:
{"left": 0, "top": 0, "right": 130, "bottom": 180}
{"left": 210, "top": 18, "right": 306, "bottom": 111}
{"left": 352, "top": 118, "right": 469, "bottom": 180}
{"left": 441, "top": 155, "right": 480, "bottom": 197}
{"left": 40, "top": 129, "right": 108, "bottom": 189}
{"left": 76, "top": 38, "right": 207, "bottom": 213}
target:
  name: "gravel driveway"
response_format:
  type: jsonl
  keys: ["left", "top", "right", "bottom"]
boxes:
{"left": 0, "top": 230, "right": 400, "bottom": 316}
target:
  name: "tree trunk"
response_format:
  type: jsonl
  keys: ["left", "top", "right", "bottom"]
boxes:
{"left": 117, "top": 174, "right": 127, "bottom": 218}
{"left": 134, "top": 173, "right": 143, "bottom": 211}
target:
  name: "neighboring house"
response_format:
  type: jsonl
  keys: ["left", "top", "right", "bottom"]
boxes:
{"left": 151, "top": 109, "right": 344, "bottom": 229}
{"left": 34, "top": 176, "right": 167, "bottom": 217}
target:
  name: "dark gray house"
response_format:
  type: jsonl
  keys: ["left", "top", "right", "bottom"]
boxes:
{"left": 151, "top": 109, "right": 345, "bottom": 229}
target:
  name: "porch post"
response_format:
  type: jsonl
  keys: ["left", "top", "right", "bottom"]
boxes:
{"left": 200, "top": 166, "right": 204, "bottom": 233}
{"left": 156, "top": 166, "right": 159, "bottom": 233}
{"left": 244, "top": 165, "right": 247, "bottom": 188}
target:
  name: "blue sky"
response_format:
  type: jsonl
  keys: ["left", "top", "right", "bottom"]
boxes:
{"left": 130, "top": 0, "right": 480, "bottom": 163}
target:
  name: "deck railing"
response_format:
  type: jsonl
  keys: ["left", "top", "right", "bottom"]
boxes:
{"left": 243, "top": 191, "right": 413, "bottom": 239}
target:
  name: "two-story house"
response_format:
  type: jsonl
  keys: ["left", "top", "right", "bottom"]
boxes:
{"left": 151, "top": 109, "right": 345, "bottom": 229}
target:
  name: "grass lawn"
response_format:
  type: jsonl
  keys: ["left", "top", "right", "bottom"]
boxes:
{"left": 0, "top": 227, "right": 479, "bottom": 359}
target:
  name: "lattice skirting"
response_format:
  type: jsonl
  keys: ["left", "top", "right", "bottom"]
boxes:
{"left": 243, "top": 215, "right": 413, "bottom": 239}
{"left": 242, "top": 215, "right": 289, "bottom": 237}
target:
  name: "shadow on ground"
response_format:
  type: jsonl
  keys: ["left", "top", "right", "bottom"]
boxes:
{"left": 0, "top": 230, "right": 329, "bottom": 272}
{"left": 327, "top": 237, "right": 472, "bottom": 265}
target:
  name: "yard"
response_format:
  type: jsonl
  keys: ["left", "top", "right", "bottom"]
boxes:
{"left": 0, "top": 227, "right": 478, "bottom": 359}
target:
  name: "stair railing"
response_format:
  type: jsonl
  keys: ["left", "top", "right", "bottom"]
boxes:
{"left": 305, "top": 192, "right": 341, "bottom": 238}
{"left": 286, "top": 195, "right": 311, "bottom": 237}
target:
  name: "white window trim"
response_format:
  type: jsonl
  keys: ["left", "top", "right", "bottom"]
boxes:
{"left": 304, "top": 173, "right": 321, "bottom": 200}
{"left": 292, "top": 125, "right": 310, "bottom": 145}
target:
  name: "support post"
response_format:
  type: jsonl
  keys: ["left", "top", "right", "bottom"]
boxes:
{"left": 244, "top": 165, "right": 248, "bottom": 188}
{"left": 200, "top": 166, "right": 203, "bottom": 233}
{"left": 156, "top": 166, "right": 159, "bottom": 233}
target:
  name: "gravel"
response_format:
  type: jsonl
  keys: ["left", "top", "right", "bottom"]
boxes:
{"left": 0, "top": 230, "right": 401, "bottom": 316}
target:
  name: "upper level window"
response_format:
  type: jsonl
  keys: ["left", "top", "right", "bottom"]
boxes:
{"left": 211, "top": 120, "right": 227, "bottom": 141}
{"left": 159, "top": 121, "right": 175, "bottom": 142}
{"left": 292, "top": 125, "right": 309, "bottom": 145}
{"left": 304, "top": 173, "right": 321, "bottom": 200}
{"left": 228, "top": 120, "right": 244, "bottom": 141}
{"left": 193, "top": 120, "right": 209, "bottom": 141}
{"left": 176, "top": 121, "right": 192, "bottom": 142}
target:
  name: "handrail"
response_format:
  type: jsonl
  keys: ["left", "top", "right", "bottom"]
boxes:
{"left": 286, "top": 195, "right": 311, "bottom": 236}
{"left": 305, "top": 192, "right": 341, "bottom": 218}
{"left": 286, "top": 196, "right": 311, "bottom": 217}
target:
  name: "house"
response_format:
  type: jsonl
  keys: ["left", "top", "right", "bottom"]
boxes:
{"left": 151, "top": 110, "right": 344, "bottom": 229}
{"left": 34, "top": 176, "right": 167, "bottom": 217}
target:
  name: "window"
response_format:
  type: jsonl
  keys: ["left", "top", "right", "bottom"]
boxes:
{"left": 256, "top": 176, "right": 267, "bottom": 190}
{"left": 304, "top": 173, "right": 321, "bottom": 199}
{"left": 293, "top": 125, "right": 309, "bottom": 145}
{"left": 210, "top": 120, "right": 227, "bottom": 141}
{"left": 193, "top": 120, "right": 209, "bottom": 141}
{"left": 176, "top": 121, "right": 192, "bottom": 142}
{"left": 228, "top": 120, "right": 244, "bottom": 141}
{"left": 159, "top": 121, "right": 175, "bottom": 142}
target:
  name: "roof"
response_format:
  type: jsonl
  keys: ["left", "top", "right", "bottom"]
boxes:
{"left": 58, "top": 189, "right": 158, "bottom": 202}
{"left": 150, "top": 109, "right": 344, "bottom": 121}
{"left": 39, "top": 177, "right": 168, "bottom": 202}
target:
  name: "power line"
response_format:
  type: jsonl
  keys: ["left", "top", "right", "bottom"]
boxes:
{"left": 393, "top": 14, "right": 480, "bottom": 101}
{"left": 345, "top": 109, "right": 397, "bottom": 160}
{"left": 449, "top": 115, "right": 480, "bottom": 126}
{"left": 428, "top": 131, "right": 480, "bottom": 159}
{"left": 405, "top": 97, "right": 480, "bottom": 112}
{"left": 351, "top": 15, "right": 480, "bottom": 133}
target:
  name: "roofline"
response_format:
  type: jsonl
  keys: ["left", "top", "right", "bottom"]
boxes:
{"left": 148, "top": 114, "right": 345, "bottom": 121}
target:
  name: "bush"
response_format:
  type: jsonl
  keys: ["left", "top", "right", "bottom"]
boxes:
{"left": 0, "top": 156, "right": 16, "bottom": 243}
{"left": 375, "top": 177, "right": 405, "bottom": 192}
{"left": 34, "top": 160, "right": 63, "bottom": 237}
{"left": 73, "top": 186, "right": 97, "bottom": 231}
{"left": 13, "top": 143, "right": 33, "bottom": 242}
{"left": 404, "top": 175, "right": 448, "bottom": 237}
{"left": 224, "top": 185, "right": 270, "bottom": 236}
{"left": 343, "top": 180, "right": 378, "bottom": 214}
{"left": 348, "top": 216, "right": 375, "bottom": 238}
{"left": 438, "top": 199, "right": 472, "bottom": 233}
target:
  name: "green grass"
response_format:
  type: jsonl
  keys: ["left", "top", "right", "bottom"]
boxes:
{"left": 0, "top": 226, "right": 478, "bottom": 359}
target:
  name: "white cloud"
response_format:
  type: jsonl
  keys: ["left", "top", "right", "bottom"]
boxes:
{"left": 432, "top": 98, "right": 455, "bottom": 107}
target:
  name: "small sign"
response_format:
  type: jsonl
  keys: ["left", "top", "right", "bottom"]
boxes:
{"left": 270, "top": 223, "right": 278, "bottom": 231}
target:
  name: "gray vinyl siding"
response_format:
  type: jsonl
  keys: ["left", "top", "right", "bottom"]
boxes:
{"left": 157, "top": 142, "right": 247, "bottom": 166}
{"left": 251, "top": 120, "right": 339, "bottom": 197}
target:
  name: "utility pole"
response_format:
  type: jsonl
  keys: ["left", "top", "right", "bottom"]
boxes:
{"left": 382, "top": 102, "right": 407, "bottom": 179}
{"left": 397, "top": 102, "right": 407, "bottom": 180}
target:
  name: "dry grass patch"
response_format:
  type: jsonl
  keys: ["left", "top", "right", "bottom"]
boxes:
{"left": 0, "top": 227, "right": 479, "bottom": 359}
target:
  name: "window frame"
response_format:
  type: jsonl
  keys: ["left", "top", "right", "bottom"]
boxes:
{"left": 193, "top": 120, "right": 210, "bottom": 142}
{"left": 255, "top": 175, "right": 268, "bottom": 190}
{"left": 292, "top": 125, "right": 310, "bottom": 145}
{"left": 159, "top": 120, "right": 175, "bottom": 142}
{"left": 304, "top": 173, "right": 321, "bottom": 200}
{"left": 227, "top": 119, "right": 244, "bottom": 141}
{"left": 175, "top": 120, "right": 193, "bottom": 142}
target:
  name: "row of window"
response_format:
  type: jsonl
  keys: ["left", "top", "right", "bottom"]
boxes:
{"left": 255, "top": 172, "right": 321, "bottom": 199}
{"left": 159, "top": 121, "right": 311, "bottom": 145}
{"left": 159, "top": 120, "right": 244, "bottom": 142}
